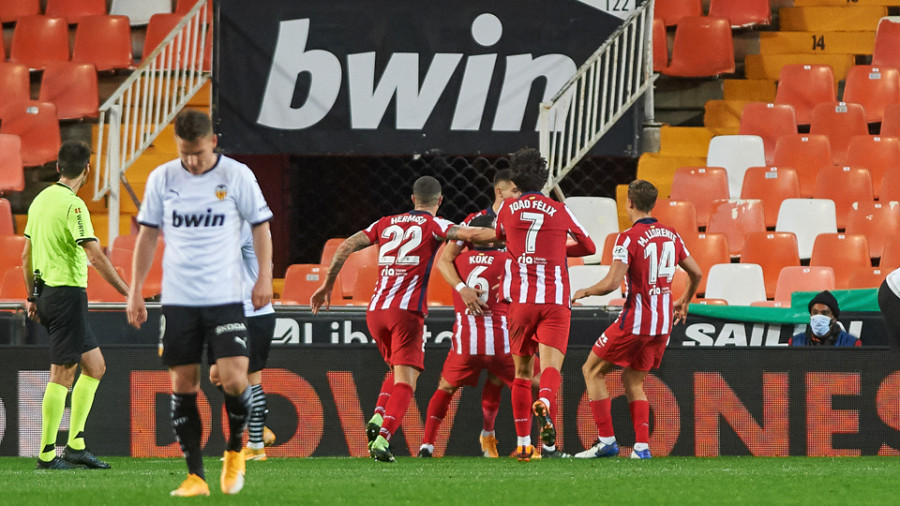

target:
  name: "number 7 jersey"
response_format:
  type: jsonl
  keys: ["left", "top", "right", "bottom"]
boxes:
{"left": 612, "top": 217, "right": 689, "bottom": 336}
{"left": 362, "top": 210, "right": 455, "bottom": 314}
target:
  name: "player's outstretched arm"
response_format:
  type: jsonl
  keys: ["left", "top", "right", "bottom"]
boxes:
{"left": 673, "top": 255, "right": 703, "bottom": 325}
{"left": 448, "top": 225, "right": 497, "bottom": 244}
{"left": 311, "top": 231, "right": 371, "bottom": 314}
{"left": 437, "top": 241, "right": 487, "bottom": 314}
{"left": 82, "top": 240, "right": 129, "bottom": 296}
{"left": 566, "top": 229, "right": 597, "bottom": 258}
{"left": 126, "top": 225, "right": 160, "bottom": 329}
{"left": 571, "top": 260, "right": 627, "bottom": 302}
{"left": 251, "top": 221, "right": 274, "bottom": 310}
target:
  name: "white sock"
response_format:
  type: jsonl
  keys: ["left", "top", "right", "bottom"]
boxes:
{"left": 539, "top": 397, "right": 551, "bottom": 412}
{"left": 599, "top": 436, "right": 616, "bottom": 445}
{"left": 247, "top": 442, "right": 264, "bottom": 450}
{"left": 543, "top": 444, "right": 556, "bottom": 452}
{"left": 420, "top": 443, "right": 434, "bottom": 453}
{"left": 633, "top": 442, "right": 649, "bottom": 452}
{"left": 481, "top": 430, "right": 495, "bottom": 438}
{"left": 517, "top": 436, "right": 532, "bottom": 447}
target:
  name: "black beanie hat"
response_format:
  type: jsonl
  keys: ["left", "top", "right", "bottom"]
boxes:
{"left": 808, "top": 290, "right": 840, "bottom": 319}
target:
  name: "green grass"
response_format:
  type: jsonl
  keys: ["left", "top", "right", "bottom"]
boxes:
{"left": 0, "top": 456, "right": 898, "bottom": 505}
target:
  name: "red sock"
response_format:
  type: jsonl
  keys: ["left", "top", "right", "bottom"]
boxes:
{"left": 512, "top": 378, "right": 532, "bottom": 439}
{"left": 481, "top": 381, "right": 502, "bottom": 432}
{"left": 538, "top": 367, "right": 561, "bottom": 424}
{"left": 374, "top": 372, "right": 394, "bottom": 416}
{"left": 423, "top": 389, "right": 453, "bottom": 445}
{"left": 379, "top": 382, "right": 413, "bottom": 441}
{"left": 590, "top": 398, "right": 615, "bottom": 438}
{"left": 630, "top": 400, "right": 650, "bottom": 444}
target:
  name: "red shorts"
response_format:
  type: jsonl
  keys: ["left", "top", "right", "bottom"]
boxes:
{"left": 592, "top": 322, "right": 669, "bottom": 372}
{"left": 440, "top": 351, "right": 515, "bottom": 388}
{"left": 508, "top": 303, "right": 571, "bottom": 357}
{"left": 366, "top": 308, "right": 425, "bottom": 370}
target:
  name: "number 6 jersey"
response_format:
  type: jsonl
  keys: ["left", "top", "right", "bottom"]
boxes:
{"left": 362, "top": 210, "right": 455, "bottom": 314}
{"left": 612, "top": 217, "right": 689, "bottom": 336}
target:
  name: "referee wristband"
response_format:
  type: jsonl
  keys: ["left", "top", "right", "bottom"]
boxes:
{"left": 454, "top": 282, "right": 467, "bottom": 293}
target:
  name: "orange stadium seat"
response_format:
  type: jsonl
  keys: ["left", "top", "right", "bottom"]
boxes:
{"left": 86, "top": 265, "right": 126, "bottom": 302}
{"left": 740, "top": 232, "right": 801, "bottom": 299}
{"left": 842, "top": 65, "right": 900, "bottom": 124}
{"left": 0, "top": 101, "right": 61, "bottom": 167}
{"left": 810, "top": 101, "right": 868, "bottom": 165}
{"left": 349, "top": 263, "right": 380, "bottom": 306}
{"left": 142, "top": 13, "right": 184, "bottom": 64}
{"left": 845, "top": 135, "right": 900, "bottom": 199}
{"left": 708, "top": 0, "right": 770, "bottom": 28}
{"left": 662, "top": 17, "right": 735, "bottom": 78}
{"left": 681, "top": 232, "right": 730, "bottom": 295}
{"left": 0, "top": 0, "right": 40, "bottom": 24}
{"left": 0, "top": 135, "right": 25, "bottom": 194}
{"left": 706, "top": 199, "right": 766, "bottom": 257}
{"left": 45, "top": 0, "right": 107, "bottom": 24}
{"left": 774, "top": 64, "right": 836, "bottom": 126}
{"left": 882, "top": 238, "right": 900, "bottom": 271}
{"left": 813, "top": 165, "right": 874, "bottom": 230}
{"left": 427, "top": 254, "right": 454, "bottom": 307}
{"left": 740, "top": 166, "right": 800, "bottom": 229}
{"left": 39, "top": 62, "right": 99, "bottom": 120}
{"left": 655, "top": 0, "right": 702, "bottom": 27}
{"left": 0, "top": 266, "right": 27, "bottom": 302}
{"left": 882, "top": 103, "right": 900, "bottom": 139}
{"left": 873, "top": 17, "right": 900, "bottom": 72}
{"left": 319, "top": 237, "right": 346, "bottom": 266}
{"left": 281, "top": 264, "right": 329, "bottom": 305}
{"left": 653, "top": 18, "right": 667, "bottom": 72}
{"left": 669, "top": 166, "right": 729, "bottom": 228}
{"left": 0, "top": 235, "right": 25, "bottom": 269}
{"left": 110, "top": 234, "right": 165, "bottom": 298}
{"left": 72, "top": 15, "right": 135, "bottom": 71}
{"left": 739, "top": 103, "right": 797, "bottom": 165}
{"left": 337, "top": 245, "right": 378, "bottom": 300}
{"left": 651, "top": 199, "right": 698, "bottom": 236}
{"left": 880, "top": 168, "right": 900, "bottom": 203}
{"left": 0, "top": 199, "right": 15, "bottom": 235}
{"left": 846, "top": 201, "right": 900, "bottom": 260}
{"left": 773, "top": 266, "right": 835, "bottom": 305}
{"left": 772, "top": 134, "right": 833, "bottom": 198}
{"left": 9, "top": 15, "right": 70, "bottom": 71}
{"left": 810, "top": 233, "right": 871, "bottom": 290}
{"left": 600, "top": 232, "right": 618, "bottom": 265}
{"left": 0, "top": 63, "right": 31, "bottom": 119}
{"left": 848, "top": 266, "right": 888, "bottom": 289}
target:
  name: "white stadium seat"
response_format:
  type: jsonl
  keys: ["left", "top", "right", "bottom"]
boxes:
{"left": 568, "top": 265, "right": 622, "bottom": 306}
{"left": 704, "top": 263, "right": 767, "bottom": 306}
{"left": 564, "top": 196, "right": 619, "bottom": 265}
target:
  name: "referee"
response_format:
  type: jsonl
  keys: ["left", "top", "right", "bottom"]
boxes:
{"left": 23, "top": 141, "right": 129, "bottom": 470}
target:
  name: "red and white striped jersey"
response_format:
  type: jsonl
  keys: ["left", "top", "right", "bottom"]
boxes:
{"left": 453, "top": 207, "right": 495, "bottom": 248}
{"left": 362, "top": 210, "right": 455, "bottom": 314}
{"left": 612, "top": 218, "right": 689, "bottom": 336}
{"left": 495, "top": 192, "right": 592, "bottom": 307}
{"left": 450, "top": 249, "right": 511, "bottom": 356}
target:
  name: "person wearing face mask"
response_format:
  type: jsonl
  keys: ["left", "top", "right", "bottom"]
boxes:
{"left": 789, "top": 290, "right": 861, "bottom": 347}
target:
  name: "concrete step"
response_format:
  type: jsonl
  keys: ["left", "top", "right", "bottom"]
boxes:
{"left": 659, "top": 126, "right": 714, "bottom": 157}
{"left": 759, "top": 31, "right": 876, "bottom": 55}
{"left": 704, "top": 100, "right": 748, "bottom": 135}
{"left": 723, "top": 79, "right": 776, "bottom": 102}
{"left": 779, "top": 6, "right": 888, "bottom": 31}
{"left": 744, "top": 53, "right": 856, "bottom": 81}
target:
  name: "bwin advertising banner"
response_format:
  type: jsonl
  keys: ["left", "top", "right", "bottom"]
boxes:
{"left": 213, "top": 0, "right": 642, "bottom": 155}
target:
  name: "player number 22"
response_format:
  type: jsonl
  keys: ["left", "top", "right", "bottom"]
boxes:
{"left": 644, "top": 240, "right": 677, "bottom": 285}
{"left": 379, "top": 225, "right": 422, "bottom": 265}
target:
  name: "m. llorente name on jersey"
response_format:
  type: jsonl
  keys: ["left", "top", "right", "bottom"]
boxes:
{"left": 171, "top": 209, "right": 226, "bottom": 228}
{"left": 637, "top": 227, "right": 677, "bottom": 248}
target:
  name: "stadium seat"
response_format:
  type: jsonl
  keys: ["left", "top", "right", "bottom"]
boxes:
{"left": 810, "top": 233, "right": 871, "bottom": 290}
{"left": 45, "top": 0, "right": 107, "bottom": 24}
{"left": 281, "top": 264, "right": 329, "bottom": 305}
{"left": 746, "top": 54, "right": 854, "bottom": 84}
{"left": 775, "top": 198, "right": 838, "bottom": 260}
{"left": 739, "top": 103, "right": 797, "bottom": 165}
{"left": 72, "top": 15, "right": 135, "bottom": 71}
{"left": 563, "top": 196, "right": 619, "bottom": 264}
{"left": 141, "top": 13, "right": 184, "bottom": 64}
{"left": 86, "top": 265, "right": 126, "bottom": 303}
{"left": 740, "top": 166, "right": 800, "bottom": 229}
{"left": 813, "top": 165, "right": 873, "bottom": 230}
{"left": 9, "top": 15, "right": 70, "bottom": 71}
{"left": 319, "top": 237, "right": 347, "bottom": 266}
{"left": 845, "top": 135, "right": 900, "bottom": 199}
{"left": 740, "top": 232, "right": 801, "bottom": 299}
{"left": 0, "top": 0, "right": 39, "bottom": 24}
{"left": 0, "top": 199, "right": 14, "bottom": 235}
{"left": 0, "top": 63, "right": 31, "bottom": 118}
{"left": 882, "top": 103, "right": 900, "bottom": 139}
{"left": 351, "top": 263, "right": 381, "bottom": 306}
{"left": 845, "top": 200, "right": 900, "bottom": 261}
{"left": 873, "top": 17, "right": 900, "bottom": 72}
{"left": 0, "top": 101, "right": 61, "bottom": 167}
{"left": 651, "top": 199, "right": 697, "bottom": 236}
{"left": 569, "top": 265, "right": 623, "bottom": 306}
{"left": 110, "top": 234, "right": 165, "bottom": 298}
{"left": 39, "top": 62, "right": 99, "bottom": 120}
{"left": 880, "top": 168, "right": 900, "bottom": 203}
{"left": 636, "top": 153, "right": 707, "bottom": 199}
{"left": 110, "top": 0, "right": 172, "bottom": 26}
{"left": 709, "top": 0, "right": 770, "bottom": 28}
{"left": 883, "top": 237, "right": 900, "bottom": 271}
{"left": 842, "top": 65, "right": 900, "bottom": 124}
{"left": 567, "top": 256, "right": 585, "bottom": 268}
{"left": 810, "top": 101, "right": 868, "bottom": 165}
{"left": 705, "top": 263, "right": 767, "bottom": 306}
{"left": 681, "top": 232, "right": 730, "bottom": 295}
{"left": 655, "top": 0, "right": 702, "bottom": 27}
{"left": 707, "top": 135, "right": 766, "bottom": 199}
{"left": 0, "top": 234, "right": 25, "bottom": 268}
{"left": 0, "top": 135, "right": 24, "bottom": 193}
{"left": 652, "top": 17, "right": 667, "bottom": 73}
{"left": 706, "top": 199, "right": 766, "bottom": 257}
{"left": 848, "top": 266, "right": 888, "bottom": 290}
{"left": 337, "top": 245, "right": 378, "bottom": 300}
{"left": 772, "top": 134, "right": 833, "bottom": 198}
{"left": 0, "top": 266, "right": 27, "bottom": 302}
{"left": 774, "top": 64, "right": 836, "bottom": 126}
{"left": 773, "top": 266, "right": 835, "bottom": 305}
{"left": 600, "top": 232, "right": 618, "bottom": 266}
{"left": 669, "top": 166, "right": 730, "bottom": 228}
{"left": 661, "top": 17, "right": 735, "bottom": 78}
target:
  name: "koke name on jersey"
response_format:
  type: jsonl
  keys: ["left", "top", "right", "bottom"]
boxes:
{"left": 508, "top": 197, "right": 557, "bottom": 216}
{"left": 469, "top": 253, "right": 495, "bottom": 265}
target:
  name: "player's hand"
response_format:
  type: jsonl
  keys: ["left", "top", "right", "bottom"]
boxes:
{"left": 126, "top": 294, "right": 147, "bottom": 329}
{"left": 25, "top": 300, "right": 39, "bottom": 323}
{"left": 673, "top": 298, "right": 689, "bottom": 325}
{"left": 460, "top": 286, "right": 488, "bottom": 315}
{"left": 571, "top": 288, "right": 590, "bottom": 303}
{"left": 251, "top": 279, "right": 273, "bottom": 310}
{"left": 310, "top": 285, "right": 331, "bottom": 315}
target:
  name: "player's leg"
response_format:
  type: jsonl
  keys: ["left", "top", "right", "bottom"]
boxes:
{"left": 420, "top": 377, "right": 458, "bottom": 457}
{"left": 480, "top": 372, "right": 504, "bottom": 458}
{"left": 511, "top": 353, "right": 536, "bottom": 460}
{"left": 622, "top": 367, "right": 651, "bottom": 459}
{"left": 575, "top": 348, "right": 619, "bottom": 458}
{"left": 532, "top": 305, "right": 571, "bottom": 457}
{"left": 365, "top": 311, "right": 394, "bottom": 444}
{"left": 37, "top": 362, "right": 77, "bottom": 469}
{"left": 62, "top": 345, "right": 110, "bottom": 469}
{"left": 244, "top": 313, "right": 276, "bottom": 460}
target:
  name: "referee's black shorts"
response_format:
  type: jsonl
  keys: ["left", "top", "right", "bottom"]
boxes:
{"left": 35, "top": 286, "right": 99, "bottom": 365}
{"left": 160, "top": 303, "right": 250, "bottom": 367}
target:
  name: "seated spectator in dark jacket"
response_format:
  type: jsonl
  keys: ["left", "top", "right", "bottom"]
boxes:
{"left": 789, "top": 290, "right": 861, "bottom": 347}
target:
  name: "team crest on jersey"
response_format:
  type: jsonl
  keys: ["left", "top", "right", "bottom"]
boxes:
{"left": 215, "top": 184, "right": 228, "bottom": 200}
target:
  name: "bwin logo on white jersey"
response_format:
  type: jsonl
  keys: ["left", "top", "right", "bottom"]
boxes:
{"left": 172, "top": 209, "right": 226, "bottom": 228}
{"left": 215, "top": 322, "right": 247, "bottom": 335}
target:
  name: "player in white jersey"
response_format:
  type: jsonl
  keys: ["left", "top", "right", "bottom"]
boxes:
{"left": 126, "top": 110, "right": 273, "bottom": 497}
{"left": 878, "top": 268, "right": 900, "bottom": 352}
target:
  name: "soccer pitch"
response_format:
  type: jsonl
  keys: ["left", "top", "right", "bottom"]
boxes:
{"left": 3, "top": 456, "right": 898, "bottom": 504}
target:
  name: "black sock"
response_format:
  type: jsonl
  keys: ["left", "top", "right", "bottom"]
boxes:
{"left": 171, "top": 393, "right": 204, "bottom": 480}
{"left": 224, "top": 387, "right": 252, "bottom": 453}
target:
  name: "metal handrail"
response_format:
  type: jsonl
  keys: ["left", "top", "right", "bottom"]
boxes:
{"left": 539, "top": 0, "right": 656, "bottom": 196}
{"left": 93, "top": 0, "right": 211, "bottom": 244}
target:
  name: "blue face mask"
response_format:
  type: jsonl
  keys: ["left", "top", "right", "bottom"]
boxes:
{"left": 810, "top": 314, "right": 833, "bottom": 337}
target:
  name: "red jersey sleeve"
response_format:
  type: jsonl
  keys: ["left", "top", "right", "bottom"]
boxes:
{"left": 362, "top": 219, "right": 382, "bottom": 244}
{"left": 562, "top": 205, "right": 596, "bottom": 257}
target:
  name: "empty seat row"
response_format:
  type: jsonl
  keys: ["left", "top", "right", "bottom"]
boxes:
{"left": 0, "top": 0, "right": 208, "bottom": 26}
{"left": 656, "top": 0, "right": 770, "bottom": 28}
{"left": 0, "top": 62, "right": 98, "bottom": 120}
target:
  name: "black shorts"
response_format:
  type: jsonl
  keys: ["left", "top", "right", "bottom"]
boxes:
{"left": 160, "top": 303, "right": 249, "bottom": 367}
{"left": 246, "top": 312, "right": 275, "bottom": 373}
{"left": 36, "top": 286, "right": 99, "bottom": 365}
